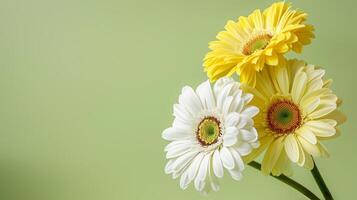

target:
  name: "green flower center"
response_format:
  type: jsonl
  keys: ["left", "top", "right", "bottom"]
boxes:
{"left": 243, "top": 34, "right": 272, "bottom": 55}
{"left": 196, "top": 117, "right": 221, "bottom": 146}
{"left": 267, "top": 100, "right": 302, "bottom": 134}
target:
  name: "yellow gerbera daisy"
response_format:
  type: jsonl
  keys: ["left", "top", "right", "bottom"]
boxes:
{"left": 204, "top": 2, "right": 314, "bottom": 87}
{"left": 242, "top": 59, "right": 346, "bottom": 176}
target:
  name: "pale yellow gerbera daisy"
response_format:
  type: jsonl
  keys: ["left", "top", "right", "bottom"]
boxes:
{"left": 204, "top": 2, "right": 314, "bottom": 87}
{"left": 242, "top": 59, "right": 346, "bottom": 176}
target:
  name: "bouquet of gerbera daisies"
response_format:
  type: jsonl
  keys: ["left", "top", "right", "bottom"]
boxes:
{"left": 162, "top": 2, "right": 346, "bottom": 200}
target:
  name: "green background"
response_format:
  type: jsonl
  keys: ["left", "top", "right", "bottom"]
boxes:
{"left": 0, "top": 0, "right": 355, "bottom": 199}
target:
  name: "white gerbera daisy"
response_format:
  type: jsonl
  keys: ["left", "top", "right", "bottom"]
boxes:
{"left": 162, "top": 77, "right": 259, "bottom": 192}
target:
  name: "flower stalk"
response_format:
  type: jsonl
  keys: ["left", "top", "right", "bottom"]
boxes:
{"left": 248, "top": 161, "right": 320, "bottom": 200}
{"left": 311, "top": 160, "right": 334, "bottom": 200}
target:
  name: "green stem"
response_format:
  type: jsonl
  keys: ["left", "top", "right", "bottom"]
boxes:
{"left": 248, "top": 161, "right": 320, "bottom": 200}
{"left": 311, "top": 160, "right": 333, "bottom": 200}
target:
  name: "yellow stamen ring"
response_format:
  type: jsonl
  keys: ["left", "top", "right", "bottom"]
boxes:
{"left": 196, "top": 116, "right": 221, "bottom": 146}
{"left": 242, "top": 34, "right": 272, "bottom": 55}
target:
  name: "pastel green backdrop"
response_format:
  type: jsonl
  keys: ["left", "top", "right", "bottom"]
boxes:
{"left": 0, "top": 0, "right": 355, "bottom": 199}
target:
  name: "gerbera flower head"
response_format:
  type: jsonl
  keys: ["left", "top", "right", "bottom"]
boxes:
{"left": 162, "top": 77, "right": 259, "bottom": 192}
{"left": 242, "top": 59, "right": 346, "bottom": 176}
{"left": 203, "top": 1, "right": 315, "bottom": 87}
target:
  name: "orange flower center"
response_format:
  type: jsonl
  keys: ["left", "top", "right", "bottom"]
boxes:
{"left": 242, "top": 34, "right": 272, "bottom": 55}
{"left": 267, "top": 100, "right": 302, "bottom": 135}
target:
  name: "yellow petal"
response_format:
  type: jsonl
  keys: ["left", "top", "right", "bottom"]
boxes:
{"left": 316, "top": 142, "right": 330, "bottom": 157}
{"left": 265, "top": 54, "right": 279, "bottom": 66}
{"left": 297, "top": 136, "right": 320, "bottom": 157}
{"left": 296, "top": 127, "right": 317, "bottom": 144}
{"left": 297, "top": 140, "right": 306, "bottom": 166}
{"left": 243, "top": 135, "right": 274, "bottom": 163}
{"left": 273, "top": 65, "right": 290, "bottom": 94}
{"left": 261, "top": 137, "right": 284, "bottom": 175}
{"left": 309, "top": 104, "right": 336, "bottom": 119}
{"left": 323, "top": 110, "right": 347, "bottom": 125}
{"left": 291, "top": 69, "right": 307, "bottom": 103}
{"left": 303, "top": 152, "right": 314, "bottom": 170}
{"left": 271, "top": 151, "right": 289, "bottom": 176}
{"left": 284, "top": 134, "right": 299, "bottom": 163}
{"left": 305, "top": 120, "right": 336, "bottom": 137}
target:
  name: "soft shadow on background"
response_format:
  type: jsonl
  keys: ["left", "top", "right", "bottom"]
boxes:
{"left": 0, "top": 0, "right": 355, "bottom": 199}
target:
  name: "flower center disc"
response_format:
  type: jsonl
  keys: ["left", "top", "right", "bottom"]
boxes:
{"left": 196, "top": 116, "right": 221, "bottom": 146}
{"left": 243, "top": 34, "right": 272, "bottom": 55}
{"left": 267, "top": 100, "right": 302, "bottom": 134}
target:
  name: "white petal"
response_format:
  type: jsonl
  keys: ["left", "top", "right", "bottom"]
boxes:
{"left": 194, "top": 178, "right": 205, "bottom": 191}
{"left": 237, "top": 115, "right": 253, "bottom": 129}
{"left": 230, "top": 82, "right": 242, "bottom": 97}
{"left": 224, "top": 112, "right": 239, "bottom": 127}
{"left": 213, "top": 77, "right": 234, "bottom": 96}
{"left": 180, "top": 170, "right": 190, "bottom": 190}
{"left": 179, "top": 86, "right": 202, "bottom": 115}
{"left": 229, "top": 93, "right": 244, "bottom": 113}
{"left": 220, "top": 147, "right": 235, "bottom": 170}
{"left": 250, "top": 127, "right": 258, "bottom": 142}
{"left": 212, "top": 150, "right": 224, "bottom": 178}
{"left": 162, "top": 127, "right": 191, "bottom": 141}
{"left": 242, "top": 93, "right": 253, "bottom": 104}
{"left": 182, "top": 155, "right": 204, "bottom": 189}
{"left": 196, "top": 80, "right": 215, "bottom": 110}
{"left": 172, "top": 118, "right": 193, "bottom": 132}
{"left": 222, "top": 96, "right": 234, "bottom": 115}
{"left": 188, "top": 153, "right": 204, "bottom": 180}
{"left": 196, "top": 153, "right": 211, "bottom": 181}
{"left": 229, "top": 148, "right": 245, "bottom": 171}
{"left": 166, "top": 143, "right": 192, "bottom": 159}
{"left": 223, "top": 127, "right": 239, "bottom": 146}
{"left": 228, "top": 169, "right": 242, "bottom": 181}
{"left": 210, "top": 180, "right": 220, "bottom": 192}
{"left": 225, "top": 126, "right": 238, "bottom": 137}
{"left": 172, "top": 168, "right": 184, "bottom": 179}
{"left": 223, "top": 135, "right": 237, "bottom": 147}
{"left": 216, "top": 83, "right": 234, "bottom": 112}
{"left": 284, "top": 134, "right": 299, "bottom": 163}
{"left": 208, "top": 165, "right": 220, "bottom": 192}
{"left": 172, "top": 151, "right": 197, "bottom": 172}
{"left": 173, "top": 104, "right": 193, "bottom": 123}
{"left": 239, "top": 129, "right": 257, "bottom": 142}
{"left": 165, "top": 159, "right": 175, "bottom": 174}
{"left": 236, "top": 142, "right": 253, "bottom": 156}
{"left": 241, "top": 106, "right": 259, "bottom": 118}
{"left": 164, "top": 140, "right": 191, "bottom": 152}
{"left": 251, "top": 141, "right": 260, "bottom": 148}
